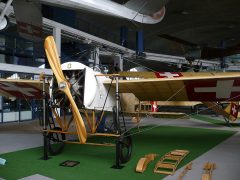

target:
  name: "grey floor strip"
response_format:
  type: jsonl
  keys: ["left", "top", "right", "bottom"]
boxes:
{"left": 18, "top": 174, "right": 54, "bottom": 180}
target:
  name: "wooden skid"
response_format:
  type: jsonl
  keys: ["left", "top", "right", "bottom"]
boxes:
{"left": 154, "top": 150, "right": 189, "bottom": 175}
{"left": 136, "top": 154, "right": 158, "bottom": 173}
{"left": 202, "top": 162, "right": 216, "bottom": 180}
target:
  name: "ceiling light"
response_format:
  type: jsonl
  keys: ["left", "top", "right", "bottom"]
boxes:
{"left": 181, "top": 11, "right": 189, "bottom": 15}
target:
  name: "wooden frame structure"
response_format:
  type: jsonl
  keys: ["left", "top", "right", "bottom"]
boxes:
{"left": 154, "top": 149, "right": 189, "bottom": 175}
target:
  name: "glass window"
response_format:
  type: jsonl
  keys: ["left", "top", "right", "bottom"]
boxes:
{"left": 20, "top": 99, "right": 31, "bottom": 111}
{"left": 2, "top": 97, "right": 18, "bottom": 112}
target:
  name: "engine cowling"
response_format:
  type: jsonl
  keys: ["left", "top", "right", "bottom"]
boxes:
{"left": 60, "top": 62, "right": 97, "bottom": 108}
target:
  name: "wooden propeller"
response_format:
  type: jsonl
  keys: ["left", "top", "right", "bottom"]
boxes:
{"left": 44, "top": 36, "right": 87, "bottom": 144}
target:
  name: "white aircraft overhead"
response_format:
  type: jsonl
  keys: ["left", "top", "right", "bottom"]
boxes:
{"left": 0, "top": 0, "right": 168, "bottom": 41}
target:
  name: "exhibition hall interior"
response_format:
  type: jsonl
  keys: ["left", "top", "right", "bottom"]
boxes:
{"left": 0, "top": 0, "right": 240, "bottom": 179}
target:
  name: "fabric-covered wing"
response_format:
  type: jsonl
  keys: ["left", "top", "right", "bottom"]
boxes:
{"left": 0, "top": 79, "right": 46, "bottom": 99}
{"left": 104, "top": 72, "right": 240, "bottom": 101}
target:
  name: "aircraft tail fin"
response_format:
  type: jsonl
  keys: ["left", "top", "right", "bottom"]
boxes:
{"left": 224, "top": 102, "right": 239, "bottom": 121}
{"left": 202, "top": 102, "right": 238, "bottom": 122}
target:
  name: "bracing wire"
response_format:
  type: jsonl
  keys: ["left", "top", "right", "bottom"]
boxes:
{"left": 122, "top": 93, "right": 240, "bottom": 138}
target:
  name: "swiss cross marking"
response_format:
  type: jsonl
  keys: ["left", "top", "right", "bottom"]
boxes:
{"left": 230, "top": 103, "right": 239, "bottom": 118}
{"left": 185, "top": 78, "right": 240, "bottom": 101}
{"left": 155, "top": 72, "right": 182, "bottom": 78}
{"left": 194, "top": 80, "right": 240, "bottom": 99}
{"left": 150, "top": 101, "right": 158, "bottom": 112}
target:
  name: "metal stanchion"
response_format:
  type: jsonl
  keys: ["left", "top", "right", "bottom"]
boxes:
{"left": 111, "top": 75, "right": 124, "bottom": 169}
{"left": 40, "top": 73, "right": 49, "bottom": 160}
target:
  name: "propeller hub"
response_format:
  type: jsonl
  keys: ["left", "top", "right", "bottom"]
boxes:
{"left": 59, "top": 82, "right": 67, "bottom": 90}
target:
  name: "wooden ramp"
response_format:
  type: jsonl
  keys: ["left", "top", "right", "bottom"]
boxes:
{"left": 154, "top": 150, "right": 189, "bottom": 175}
{"left": 136, "top": 154, "right": 158, "bottom": 173}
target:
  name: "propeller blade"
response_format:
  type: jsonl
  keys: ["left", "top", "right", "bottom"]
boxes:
{"left": 44, "top": 36, "right": 66, "bottom": 82}
{"left": 62, "top": 83, "right": 87, "bottom": 143}
{"left": 44, "top": 36, "right": 87, "bottom": 144}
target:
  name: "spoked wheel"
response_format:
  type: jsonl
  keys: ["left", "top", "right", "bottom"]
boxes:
{"left": 118, "top": 132, "right": 132, "bottom": 163}
{"left": 47, "top": 127, "right": 66, "bottom": 155}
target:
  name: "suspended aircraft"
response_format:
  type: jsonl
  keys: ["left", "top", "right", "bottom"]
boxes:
{"left": 0, "top": 36, "right": 239, "bottom": 166}
{"left": 0, "top": 0, "right": 168, "bottom": 42}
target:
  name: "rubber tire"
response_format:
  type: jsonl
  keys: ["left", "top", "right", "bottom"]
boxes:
{"left": 47, "top": 127, "right": 65, "bottom": 155}
{"left": 119, "top": 132, "right": 132, "bottom": 164}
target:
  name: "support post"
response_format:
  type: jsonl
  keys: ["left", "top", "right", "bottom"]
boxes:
{"left": 136, "top": 30, "right": 144, "bottom": 56}
{"left": 111, "top": 75, "right": 124, "bottom": 169}
{"left": 0, "top": 96, "right": 2, "bottom": 123}
{"left": 53, "top": 27, "right": 61, "bottom": 57}
{"left": 111, "top": 140, "right": 124, "bottom": 169}
{"left": 120, "top": 26, "right": 128, "bottom": 47}
{"left": 41, "top": 74, "right": 49, "bottom": 160}
{"left": 220, "top": 40, "right": 226, "bottom": 72}
{"left": 115, "top": 76, "right": 121, "bottom": 134}
{"left": 18, "top": 99, "right": 20, "bottom": 124}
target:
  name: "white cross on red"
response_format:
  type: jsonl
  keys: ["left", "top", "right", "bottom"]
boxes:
{"left": 150, "top": 101, "right": 158, "bottom": 112}
{"left": 232, "top": 105, "right": 237, "bottom": 114}
{"left": 155, "top": 72, "right": 182, "bottom": 78}
{"left": 194, "top": 80, "right": 240, "bottom": 99}
{"left": 230, "top": 103, "right": 239, "bottom": 118}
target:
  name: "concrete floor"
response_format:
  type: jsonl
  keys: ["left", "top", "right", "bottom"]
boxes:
{"left": 0, "top": 120, "right": 42, "bottom": 154}
{"left": 0, "top": 116, "right": 239, "bottom": 180}
{"left": 164, "top": 132, "right": 240, "bottom": 180}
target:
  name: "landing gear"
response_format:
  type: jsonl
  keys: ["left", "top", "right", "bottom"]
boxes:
{"left": 119, "top": 132, "right": 132, "bottom": 164}
{"left": 112, "top": 133, "right": 132, "bottom": 169}
{"left": 112, "top": 76, "right": 133, "bottom": 169}
{"left": 47, "top": 127, "right": 65, "bottom": 155}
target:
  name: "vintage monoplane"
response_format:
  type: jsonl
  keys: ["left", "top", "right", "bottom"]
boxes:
{"left": 0, "top": 36, "right": 239, "bottom": 167}
{"left": 0, "top": 0, "right": 167, "bottom": 41}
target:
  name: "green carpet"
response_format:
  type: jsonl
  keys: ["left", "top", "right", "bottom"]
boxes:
{"left": 0, "top": 126, "right": 236, "bottom": 180}
{"left": 192, "top": 114, "right": 240, "bottom": 127}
